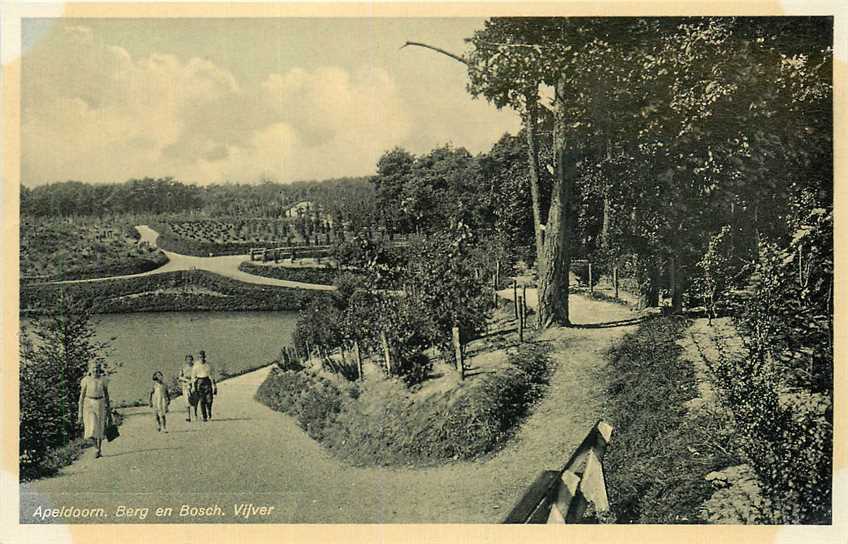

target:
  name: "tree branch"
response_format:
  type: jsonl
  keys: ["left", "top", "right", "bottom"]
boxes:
{"left": 401, "top": 41, "right": 468, "bottom": 65}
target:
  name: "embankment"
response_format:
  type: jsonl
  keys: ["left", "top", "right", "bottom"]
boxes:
{"left": 20, "top": 269, "right": 329, "bottom": 314}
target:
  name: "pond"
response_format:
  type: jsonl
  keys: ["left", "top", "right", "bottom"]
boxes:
{"left": 72, "top": 311, "right": 297, "bottom": 406}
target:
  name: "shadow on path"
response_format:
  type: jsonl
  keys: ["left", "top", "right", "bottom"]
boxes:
{"left": 570, "top": 316, "right": 651, "bottom": 329}
{"left": 105, "top": 447, "right": 183, "bottom": 458}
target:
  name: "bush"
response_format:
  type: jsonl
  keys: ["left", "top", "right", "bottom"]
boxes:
{"left": 711, "top": 207, "right": 832, "bottom": 523}
{"left": 693, "top": 226, "right": 741, "bottom": 321}
{"left": 255, "top": 369, "right": 349, "bottom": 442}
{"left": 19, "top": 294, "right": 113, "bottom": 480}
{"left": 256, "top": 343, "right": 552, "bottom": 465}
{"left": 239, "top": 261, "right": 342, "bottom": 285}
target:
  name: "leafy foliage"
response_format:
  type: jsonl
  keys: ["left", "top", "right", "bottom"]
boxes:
{"left": 708, "top": 206, "right": 832, "bottom": 523}
{"left": 20, "top": 294, "right": 114, "bottom": 479}
{"left": 693, "top": 226, "right": 740, "bottom": 321}
{"left": 256, "top": 343, "right": 552, "bottom": 465}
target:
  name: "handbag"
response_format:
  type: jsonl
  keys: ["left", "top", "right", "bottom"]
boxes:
{"left": 105, "top": 411, "right": 120, "bottom": 442}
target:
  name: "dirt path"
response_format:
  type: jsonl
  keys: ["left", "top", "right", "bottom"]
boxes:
{"left": 34, "top": 225, "right": 335, "bottom": 292}
{"left": 21, "top": 295, "right": 640, "bottom": 524}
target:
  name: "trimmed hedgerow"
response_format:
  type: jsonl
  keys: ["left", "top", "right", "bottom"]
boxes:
{"left": 238, "top": 261, "right": 343, "bottom": 285}
{"left": 255, "top": 343, "right": 552, "bottom": 466}
{"left": 21, "top": 270, "right": 329, "bottom": 314}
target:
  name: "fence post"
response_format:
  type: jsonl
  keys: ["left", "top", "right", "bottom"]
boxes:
{"left": 452, "top": 325, "right": 464, "bottom": 381}
{"left": 588, "top": 262, "right": 593, "bottom": 294}
{"left": 354, "top": 340, "right": 364, "bottom": 381}
{"left": 380, "top": 332, "right": 393, "bottom": 375}
{"left": 518, "top": 295, "right": 525, "bottom": 343}
{"left": 513, "top": 280, "right": 519, "bottom": 319}
{"left": 522, "top": 285, "right": 528, "bottom": 327}
{"left": 613, "top": 266, "right": 619, "bottom": 300}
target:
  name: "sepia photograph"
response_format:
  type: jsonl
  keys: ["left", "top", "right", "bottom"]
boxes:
{"left": 4, "top": 5, "right": 838, "bottom": 535}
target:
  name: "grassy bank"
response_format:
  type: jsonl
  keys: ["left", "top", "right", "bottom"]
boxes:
{"left": 238, "top": 261, "right": 343, "bottom": 285}
{"left": 21, "top": 270, "right": 328, "bottom": 314}
{"left": 20, "top": 219, "right": 168, "bottom": 281}
{"left": 602, "top": 316, "right": 733, "bottom": 523}
{"left": 256, "top": 343, "right": 552, "bottom": 466}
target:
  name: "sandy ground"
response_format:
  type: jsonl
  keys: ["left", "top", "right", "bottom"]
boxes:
{"left": 36, "top": 225, "right": 335, "bottom": 291}
{"left": 21, "top": 294, "right": 640, "bottom": 524}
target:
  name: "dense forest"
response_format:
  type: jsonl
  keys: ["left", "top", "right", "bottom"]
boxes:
{"left": 21, "top": 176, "right": 377, "bottom": 229}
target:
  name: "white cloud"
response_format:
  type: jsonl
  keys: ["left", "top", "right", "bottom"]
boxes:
{"left": 22, "top": 25, "right": 413, "bottom": 185}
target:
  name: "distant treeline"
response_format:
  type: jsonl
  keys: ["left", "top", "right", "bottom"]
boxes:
{"left": 21, "top": 176, "right": 376, "bottom": 229}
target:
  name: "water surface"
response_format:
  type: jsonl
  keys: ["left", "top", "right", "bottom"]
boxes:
{"left": 88, "top": 311, "right": 297, "bottom": 405}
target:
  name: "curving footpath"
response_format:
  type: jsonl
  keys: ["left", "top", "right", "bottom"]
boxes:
{"left": 20, "top": 294, "right": 639, "bottom": 524}
{"left": 33, "top": 225, "right": 336, "bottom": 292}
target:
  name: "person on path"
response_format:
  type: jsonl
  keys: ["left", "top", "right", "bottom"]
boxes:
{"left": 178, "top": 355, "right": 198, "bottom": 422}
{"left": 149, "top": 371, "right": 170, "bottom": 433}
{"left": 191, "top": 350, "right": 217, "bottom": 422}
{"left": 77, "top": 361, "right": 111, "bottom": 459}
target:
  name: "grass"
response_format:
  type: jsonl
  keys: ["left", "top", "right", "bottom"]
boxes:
{"left": 20, "top": 219, "right": 167, "bottom": 281}
{"left": 601, "top": 316, "right": 733, "bottom": 523}
{"left": 20, "top": 410, "right": 126, "bottom": 482}
{"left": 256, "top": 342, "right": 553, "bottom": 466}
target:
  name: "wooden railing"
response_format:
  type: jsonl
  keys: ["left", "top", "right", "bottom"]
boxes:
{"left": 503, "top": 420, "right": 614, "bottom": 523}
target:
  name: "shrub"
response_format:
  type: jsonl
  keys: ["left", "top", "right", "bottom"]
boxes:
{"left": 238, "top": 261, "right": 342, "bottom": 285}
{"left": 693, "top": 226, "right": 741, "bottom": 321}
{"left": 709, "top": 207, "right": 832, "bottom": 523}
{"left": 256, "top": 343, "right": 552, "bottom": 465}
{"left": 19, "top": 294, "right": 113, "bottom": 480}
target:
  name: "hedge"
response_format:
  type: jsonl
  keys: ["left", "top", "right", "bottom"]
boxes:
{"left": 21, "top": 270, "right": 329, "bottom": 314}
{"left": 238, "top": 261, "right": 343, "bottom": 285}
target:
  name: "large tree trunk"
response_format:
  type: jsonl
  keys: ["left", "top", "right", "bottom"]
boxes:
{"left": 523, "top": 92, "right": 547, "bottom": 325}
{"left": 524, "top": 92, "right": 546, "bottom": 268}
{"left": 538, "top": 174, "right": 570, "bottom": 327}
{"left": 538, "top": 80, "right": 575, "bottom": 328}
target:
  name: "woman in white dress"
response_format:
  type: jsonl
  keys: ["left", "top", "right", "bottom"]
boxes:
{"left": 77, "top": 361, "right": 111, "bottom": 458}
{"left": 178, "top": 354, "right": 197, "bottom": 422}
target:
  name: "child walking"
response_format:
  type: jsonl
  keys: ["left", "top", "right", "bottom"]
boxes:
{"left": 149, "top": 371, "right": 171, "bottom": 433}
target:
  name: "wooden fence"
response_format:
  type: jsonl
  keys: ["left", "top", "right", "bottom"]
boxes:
{"left": 503, "top": 420, "right": 614, "bottom": 523}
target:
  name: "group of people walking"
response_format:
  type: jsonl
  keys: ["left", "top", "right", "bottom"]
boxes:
{"left": 77, "top": 351, "right": 218, "bottom": 458}
{"left": 177, "top": 350, "right": 218, "bottom": 424}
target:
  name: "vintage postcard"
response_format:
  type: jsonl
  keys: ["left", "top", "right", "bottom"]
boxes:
{"left": 1, "top": 1, "right": 845, "bottom": 543}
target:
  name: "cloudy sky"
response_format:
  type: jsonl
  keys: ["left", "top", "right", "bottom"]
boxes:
{"left": 21, "top": 18, "right": 521, "bottom": 187}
